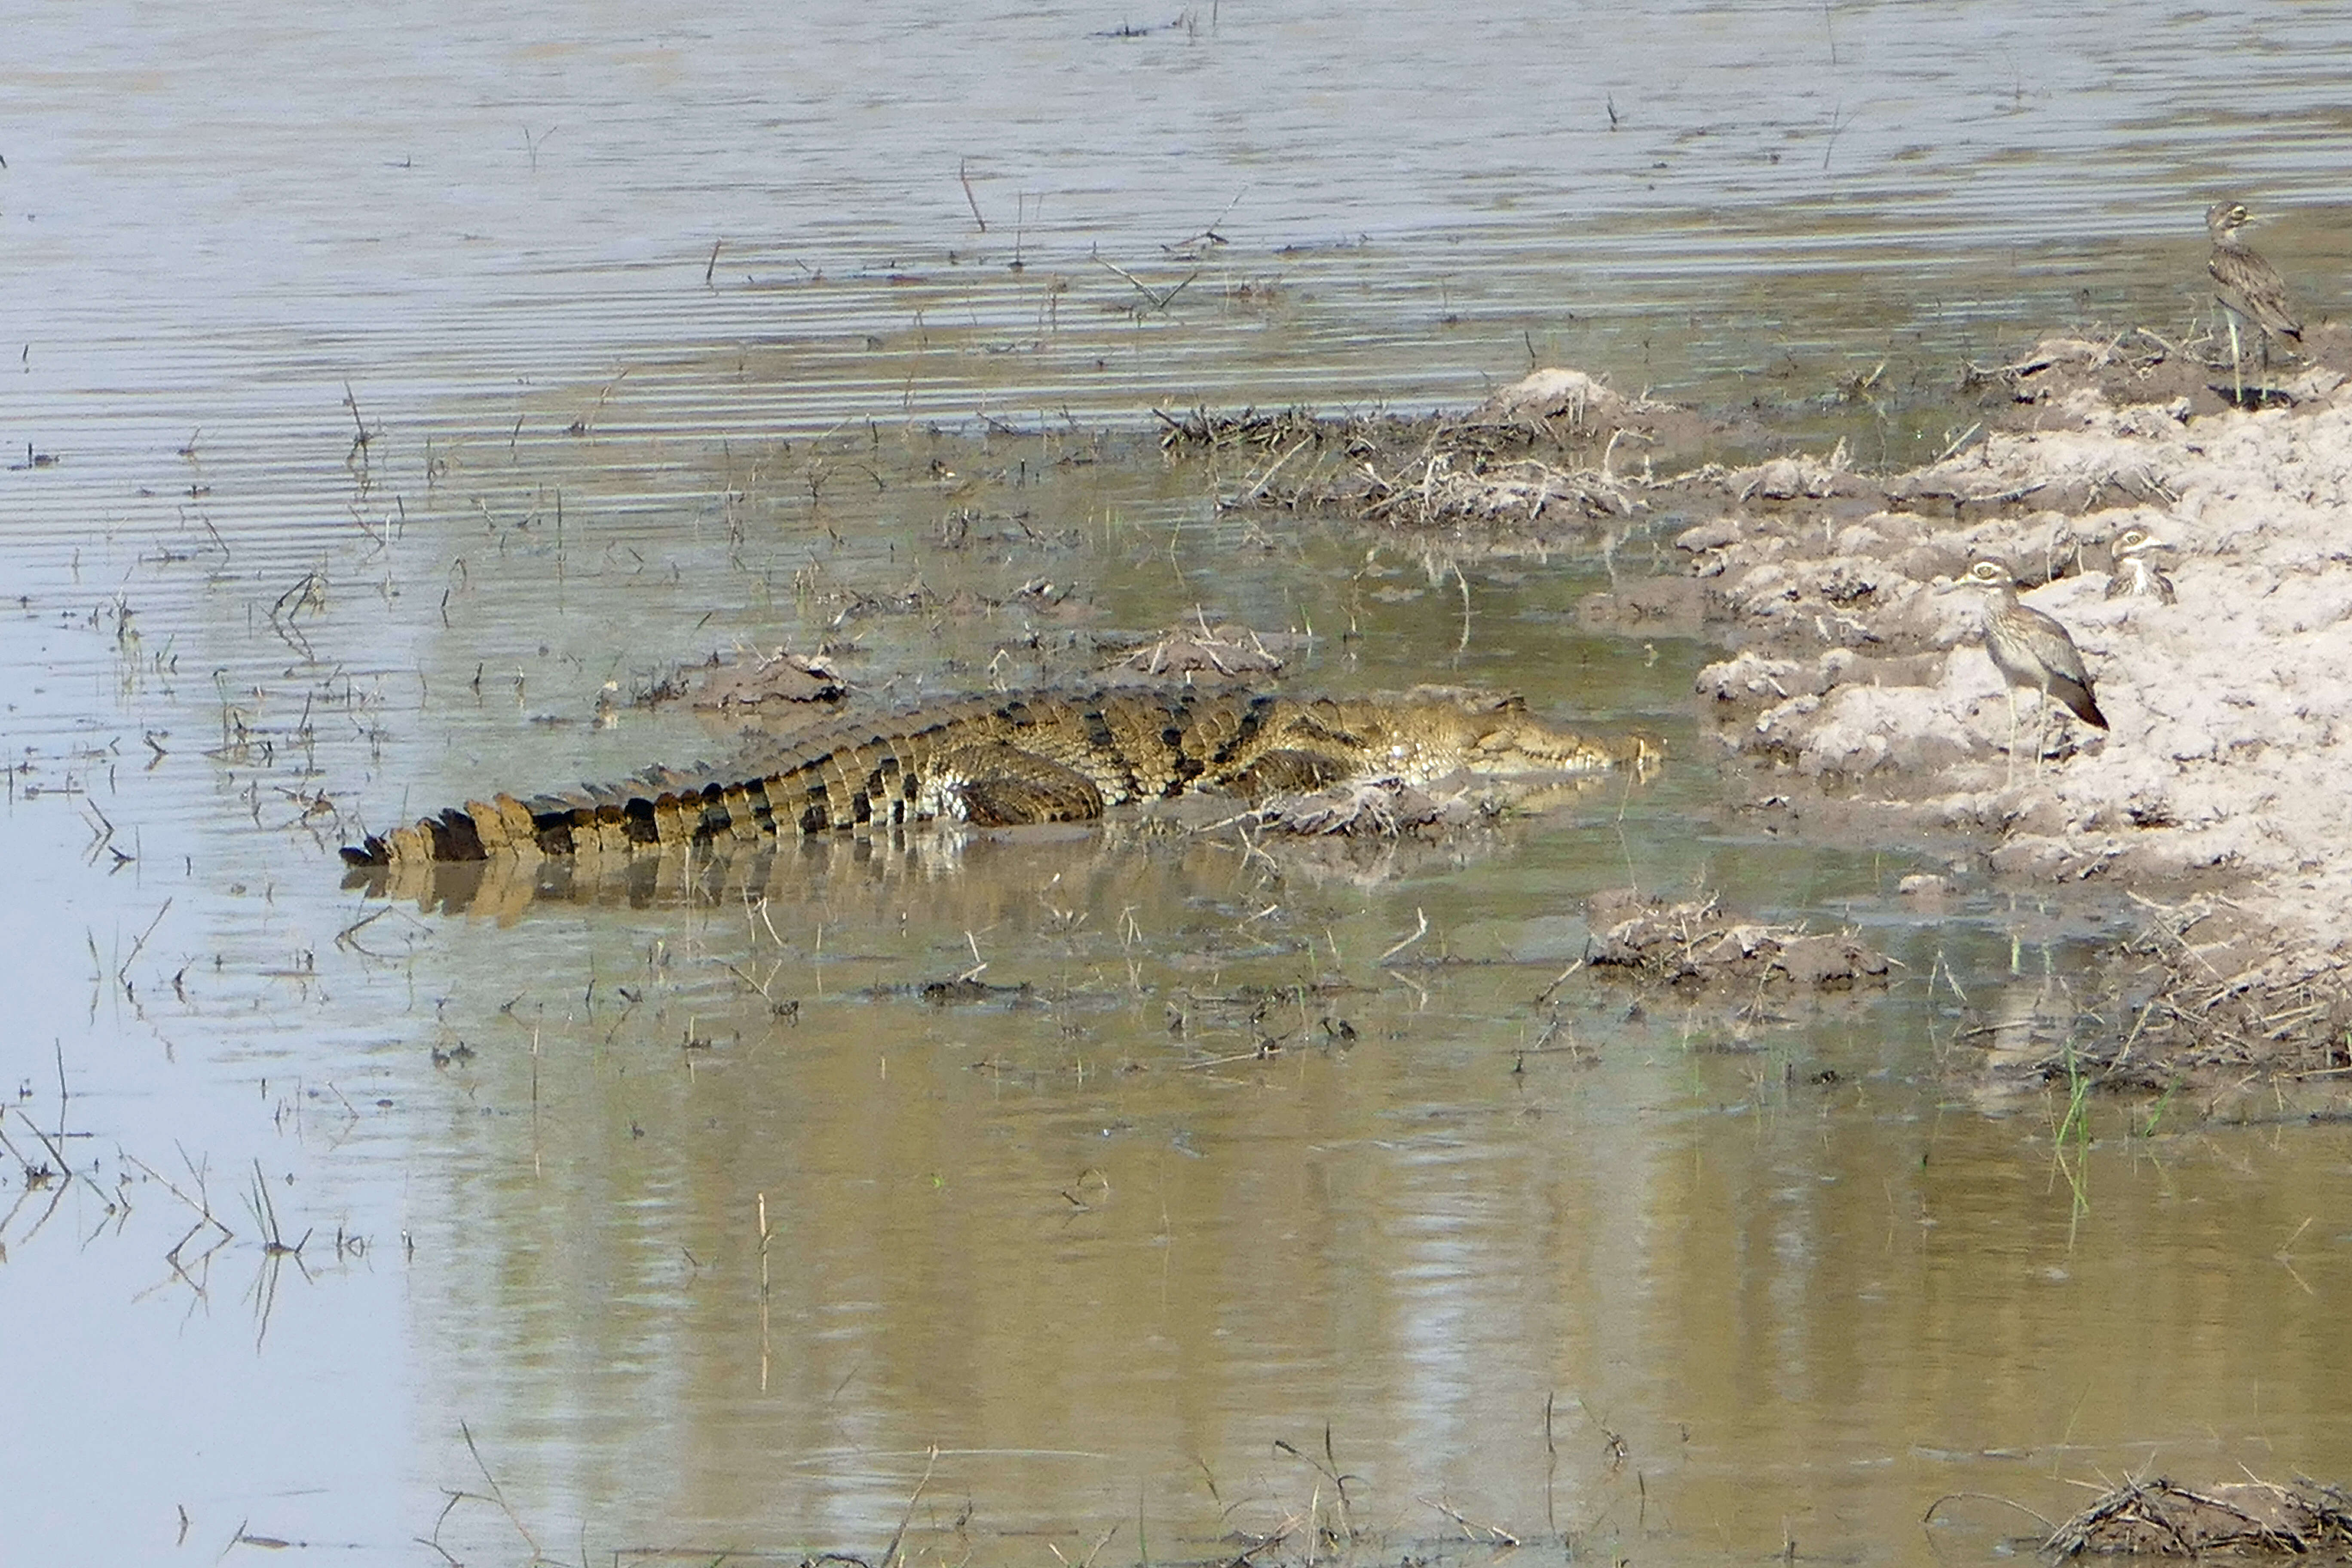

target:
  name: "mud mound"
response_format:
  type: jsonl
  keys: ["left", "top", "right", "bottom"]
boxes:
{"left": 677, "top": 648, "right": 848, "bottom": 712}
{"left": 2046, "top": 1475, "right": 2352, "bottom": 1559}
{"left": 1110, "top": 619, "right": 1292, "bottom": 680}
{"left": 1582, "top": 888, "right": 1891, "bottom": 990}
{"left": 1158, "top": 366, "right": 1725, "bottom": 533}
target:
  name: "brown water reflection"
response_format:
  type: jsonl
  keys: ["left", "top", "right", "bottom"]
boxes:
{"left": 9, "top": 2, "right": 2352, "bottom": 1563}
{"left": 398, "top": 891, "right": 2352, "bottom": 1565}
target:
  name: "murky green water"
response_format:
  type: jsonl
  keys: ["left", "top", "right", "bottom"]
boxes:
{"left": 6, "top": 4, "right": 2352, "bottom": 1563}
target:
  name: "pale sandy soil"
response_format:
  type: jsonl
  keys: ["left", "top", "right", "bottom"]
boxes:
{"left": 1678, "top": 358, "right": 2352, "bottom": 1078}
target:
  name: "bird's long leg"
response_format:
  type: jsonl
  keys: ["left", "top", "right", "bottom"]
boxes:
{"left": 2003, "top": 684, "right": 2021, "bottom": 791}
{"left": 2226, "top": 309, "right": 2245, "bottom": 406}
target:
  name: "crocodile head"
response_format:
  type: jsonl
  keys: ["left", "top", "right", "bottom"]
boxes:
{"left": 1360, "top": 692, "right": 1663, "bottom": 783}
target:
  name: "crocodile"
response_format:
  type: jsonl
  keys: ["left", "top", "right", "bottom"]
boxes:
{"left": 340, "top": 685, "right": 1660, "bottom": 870}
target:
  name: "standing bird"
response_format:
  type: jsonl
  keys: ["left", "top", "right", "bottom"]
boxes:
{"left": 2206, "top": 200, "right": 2303, "bottom": 404}
{"left": 2104, "top": 526, "right": 2177, "bottom": 605}
{"left": 1947, "top": 560, "right": 2107, "bottom": 781}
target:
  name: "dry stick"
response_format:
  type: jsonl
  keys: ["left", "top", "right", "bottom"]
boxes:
{"left": 6, "top": 1104, "right": 74, "bottom": 1182}
{"left": 1420, "top": 1496, "right": 1519, "bottom": 1547}
{"left": 1228, "top": 435, "right": 1313, "bottom": 508}
{"left": 569, "top": 367, "right": 630, "bottom": 438}
{"left": 1167, "top": 184, "right": 1246, "bottom": 253}
{"left": 124, "top": 1150, "right": 233, "bottom": 1246}
{"left": 721, "top": 959, "right": 775, "bottom": 1001}
{"left": 1093, "top": 254, "right": 1199, "bottom": 313}
{"left": 877, "top": 1445, "right": 940, "bottom": 1568}
{"left": 343, "top": 382, "right": 371, "bottom": 450}
{"left": 757, "top": 1191, "right": 774, "bottom": 1393}
{"left": 459, "top": 1421, "right": 543, "bottom": 1559}
{"left": 705, "top": 238, "right": 723, "bottom": 285}
{"left": 333, "top": 906, "right": 391, "bottom": 954}
{"left": 958, "top": 159, "right": 987, "bottom": 232}
{"left": 1075, "top": 1522, "right": 1121, "bottom": 1568}
{"left": 420, "top": 1491, "right": 468, "bottom": 1564}
{"left": 1535, "top": 959, "right": 1585, "bottom": 1008}
{"left": 1934, "top": 421, "right": 1983, "bottom": 464}
{"left": 1179, "top": 1046, "right": 1289, "bottom": 1072}
{"left": 1544, "top": 1390, "right": 1560, "bottom": 1536}
{"left": 118, "top": 897, "right": 172, "bottom": 991}
{"left": 1379, "top": 908, "right": 1429, "bottom": 963}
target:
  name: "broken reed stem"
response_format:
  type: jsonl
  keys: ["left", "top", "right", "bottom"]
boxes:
{"left": 119, "top": 897, "right": 172, "bottom": 988}
{"left": 877, "top": 1444, "right": 940, "bottom": 1568}
{"left": 1379, "top": 908, "right": 1429, "bottom": 963}
{"left": 758, "top": 1191, "right": 773, "bottom": 1392}
{"left": 958, "top": 159, "right": 987, "bottom": 232}
{"left": 459, "top": 1420, "right": 544, "bottom": 1558}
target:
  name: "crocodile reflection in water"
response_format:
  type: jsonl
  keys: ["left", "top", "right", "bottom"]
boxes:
{"left": 342, "top": 685, "right": 1661, "bottom": 906}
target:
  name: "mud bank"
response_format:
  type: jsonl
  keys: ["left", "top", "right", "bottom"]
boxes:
{"left": 1675, "top": 355, "right": 2352, "bottom": 1082}
{"left": 1188, "top": 352, "right": 2352, "bottom": 1083}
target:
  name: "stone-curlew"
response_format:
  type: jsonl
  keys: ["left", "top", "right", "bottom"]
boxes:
{"left": 2206, "top": 200, "right": 2303, "bottom": 404}
{"left": 2104, "top": 527, "right": 2177, "bottom": 605}
{"left": 1947, "top": 559, "right": 2107, "bottom": 781}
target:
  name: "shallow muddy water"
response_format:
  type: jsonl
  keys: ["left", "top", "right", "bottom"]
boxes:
{"left": 7, "top": 4, "right": 2352, "bottom": 1564}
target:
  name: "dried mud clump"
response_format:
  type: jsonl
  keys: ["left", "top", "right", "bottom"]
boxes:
{"left": 1158, "top": 366, "right": 1724, "bottom": 533}
{"left": 1582, "top": 888, "right": 1890, "bottom": 990}
{"left": 1962, "top": 325, "right": 2350, "bottom": 417}
{"left": 1244, "top": 778, "right": 1468, "bottom": 838}
{"left": 2045, "top": 1474, "right": 2352, "bottom": 1559}
{"left": 1110, "top": 619, "right": 1293, "bottom": 680}
{"left": 636, "top": 648, "right": 848, "bottom": 713}
{"left": 1357, "top": 449, "right": 1642, "bottom": 528}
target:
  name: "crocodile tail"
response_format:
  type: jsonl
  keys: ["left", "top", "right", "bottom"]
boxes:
{"left": 341, "top": 773, "right": 793, "bottom": 867}
{"left": 340, "top": 792, "right": 545, "bottom": 866}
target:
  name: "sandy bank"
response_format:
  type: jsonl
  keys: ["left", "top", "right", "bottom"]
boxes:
{"left": 1676, "top": 358, "right": 2352, "bottom": 1081}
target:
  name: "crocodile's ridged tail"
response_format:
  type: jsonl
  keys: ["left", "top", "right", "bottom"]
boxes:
{"left": 338, "top": 753, "right": 1030, "bottom": 869}
{"left": 340, "top": 689, "right": 1201, "bottom": 868}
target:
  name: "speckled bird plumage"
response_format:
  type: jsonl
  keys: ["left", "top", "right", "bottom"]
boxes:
{"left": 2206, "top": 200, "right": 2303, "bottom": 346}
{"left": 1959, "top": 560, "right": 2108, "bottom": 730}
{"left": 2104, "top": 527, "right": 2177, "bottom": 605}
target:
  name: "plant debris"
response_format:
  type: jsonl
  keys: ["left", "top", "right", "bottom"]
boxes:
{"left": 2045, "top": 1474, "right": 2352, "bottom": 1559}
{"left": 1583, "top": 888, "right": 1891, "bottom": 989}
{"left": 687, "top": 649, "right": 849, "bottom": 711}
{"left": 1112, "top": 618, "right": 1292, "bottom": 679}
